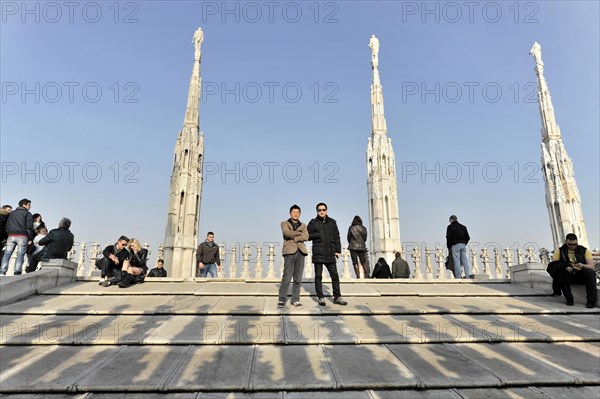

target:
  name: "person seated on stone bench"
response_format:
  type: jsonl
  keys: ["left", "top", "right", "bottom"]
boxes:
{"left": 117, "top": 238, "right": 148, "bottom": 288}
{"left": 372, "top": 257, "right": 392, "bottom": 279}
{"left": 26, "top": 218, "right": 74, "bottom": 273}
{"left": 98, "top": 236, "right": 130, "bottom": 287}
{"left": 147, "top": 258, "right": 167, "bottom": 278}
{"left": 551, "top": 233, "right": 597, "bottom": 308}
{"left": 392, "top": 251, "right": 410, "bottom": 279}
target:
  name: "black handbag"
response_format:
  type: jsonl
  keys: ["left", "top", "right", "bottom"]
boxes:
{"left": 445, "top": 255, "right": 455, "bottom": 272}
{"left": 546, "top": 260, "right": 565, "bottom": 277}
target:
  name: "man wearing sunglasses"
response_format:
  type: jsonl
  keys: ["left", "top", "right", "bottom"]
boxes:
{"left": 307, "top": 203, "right": 347, "bottom": 306}
{"left": 552, "top": 233, "right": 597, "bottom": 308}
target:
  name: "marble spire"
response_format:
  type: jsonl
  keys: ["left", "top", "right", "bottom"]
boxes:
{"left": 366, "top": 35, "right": 402, "bottom": 265}
{"left": 530, "top": 41, "right": 588, "bottom": 249}
{"left": 163, "top": 27, "right": 206, "bottom": 277}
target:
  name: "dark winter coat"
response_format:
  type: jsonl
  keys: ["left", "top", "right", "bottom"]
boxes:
{"left": 37, "top": 227, "right": 74, "bottom": 260}
{"left": 5, "top": 206, "right": 34, "bottom": 240}
{"left": 196, "top": 241, "right": 221, "bottom": 265}
{"left": 347, "top": 224, "right": 368, "bottom": 251}
{"left": 147, "top": 267, "right": 167, "bottom": 277}
{"left": 308, "top": 215, "right": 341, "bottom": 264}
{"left": 372, "top": 260, "right": 392, "bottom": 279}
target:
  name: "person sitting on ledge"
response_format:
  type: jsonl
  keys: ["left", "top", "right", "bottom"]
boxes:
{"left": 118, "top": 238, "right": 148, "bottom": 288}
{"left": 99, "top": 236, "right": 129, "bottom": 286}
{"left": 26, "top": 217, "right": 74, "bottom": 273}
{"left": 147, "top": 259, "right": 167, "bottom": 278}
{"left": 551, "top": 233, "right": 597, "bottom": 308}
{"left": 392, "top": 251, "right": 410, "bottom": 279}
{"left": 372, "top": 257, "right": 392, "bottom": 279}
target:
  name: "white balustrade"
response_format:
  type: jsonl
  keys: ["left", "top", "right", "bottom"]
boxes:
{"left": 34, "top": 241, "right": 550, "bottom": 280}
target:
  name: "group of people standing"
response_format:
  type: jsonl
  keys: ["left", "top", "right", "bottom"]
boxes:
{"left": 0, "top": 198, "right": 74, "bottom": 276}
{"left": 276, "top": 209, "right": 478, "bottom": 307}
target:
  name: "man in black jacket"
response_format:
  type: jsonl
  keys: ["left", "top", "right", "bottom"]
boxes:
{"left": 98, "top": 236, "right": 130, "bottom": 286}
{"left": 26, "top": 217, "right": 74, "bottom": 272}
{"left": 0, "top": 199, "right": 33, "bottom": 276}
{"left": 147, "top": 259, "right": 168, "bottom": 277}
{"left": 446, "top": 215, "right": 471, "bottom": 279}
{"left": 551, "top": 233, "right": 597, "bottom": 308}
{"left": 308, "top": 203, "right": 347, "bottom": 306}
{"left": 196, "top": 232, "right": 221, "bottom": 277}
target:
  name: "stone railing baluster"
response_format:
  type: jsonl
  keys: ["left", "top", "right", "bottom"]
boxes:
{"left": 229, "top": 243, "right": 237, "bottom": 278}
{"left": 266, "top": 244, "right": 276, "bottom": 278}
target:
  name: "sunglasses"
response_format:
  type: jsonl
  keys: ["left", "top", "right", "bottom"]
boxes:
{"left": 317, "top": 209, "right": 327, "bottom": 212}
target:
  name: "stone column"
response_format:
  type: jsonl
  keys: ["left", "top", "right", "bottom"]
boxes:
{"left": 77, "top": 242, "right": 86, "bottom": 276}
{"left": 240, "top": 244, "right": 251, "bottom": 278}
{"left": 341, "top": 246, "right": 352, "bottom": 280}
{"left": 412, "top": 247, "right": 423, "bottom": 279}
{"left": 480, "top": 247, "right": 492, "bottom": 278}
{"left": 266, "top": 244, "right": 276, "bottom": 278}
{"left": 435, "top": 246, "right": 446, "bottom": 280}
{"left": 229, "top": 243, "right": 237, "bottom": 278}
{"left": 424, "top": 246, "right": 433, "bottom": 279}
{"left": 255, "top": 245, "right": 263, "bottom": 278}
{"left": 539, "top": 248, "right": 550, "bottom": 265}
{"left": 158, "top": 244, "right": 164, "bottom": 261}
{"left": 516, "top": 248, "right": 524, "bottom": 264}
{"left": 67, "top": 247, "right": 76, "bottom": 262}
{"left": 304, "top": 247, "right": 312, "bottom": 279}
{"left": 503, "top": 247, "right": 513, "bottom": 278}
{"left": 89, "top": 242, "right": 100, "bottom": 277}
{"left": 494, "top": 247, "right": 502, "bottom": 278}
{"left": 526, "top": 246, "right": 536, "bottom": 262}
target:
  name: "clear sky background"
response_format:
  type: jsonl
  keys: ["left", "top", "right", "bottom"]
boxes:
{"left": 1, "top": 0, "right": 598, "bottom": 266}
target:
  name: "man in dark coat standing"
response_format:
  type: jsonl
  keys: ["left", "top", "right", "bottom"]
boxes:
{"left": 308, "top": 203, "right": 347, "bottom": 306}
{"left": 446, "top": 215, "right": 471, "bottom": 279}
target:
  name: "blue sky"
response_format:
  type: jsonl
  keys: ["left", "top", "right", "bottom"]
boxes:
{"left": 1, "top": 0, "right": 598, "bottom": 265}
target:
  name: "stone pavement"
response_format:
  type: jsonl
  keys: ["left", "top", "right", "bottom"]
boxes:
{"left": 0, "top": 280, "right": 598, "bottom": 398}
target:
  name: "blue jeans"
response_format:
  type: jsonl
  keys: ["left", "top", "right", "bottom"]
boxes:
{"left": 199, "top": 262, "right": 218, "bottom": 278}
{"left": 452, "top": 243, "right": 471, "bottom": 279}
{"left": 0, "top": 236, "right": 28, "bottom": 275}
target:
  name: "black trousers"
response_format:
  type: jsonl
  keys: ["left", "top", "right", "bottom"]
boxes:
{"left": 349, "top": 250, "right": 370, "bottom": 278}
{"left": 97, "top": 257, "right": 118, "bottom": 278}
{"left": 26, "top": 250, "right": 45, "bottom": 273}
{"left": 555, "top": 268, "right": 597, "bottom": 302}
{"left": 314, "top": 262, "right": 341, "bottom": 299}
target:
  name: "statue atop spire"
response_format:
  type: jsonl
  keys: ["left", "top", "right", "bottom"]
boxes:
{"left": 369, "top": 35, "right": 380, "bottom": 68}
{"left": 530, "top": 41, "right": 543, "bottom": 67}
{"left": 193, "top": 27, "right": 204, "bottom": 60}
{"left": 369, "top": 34, "right": 386, "bottom": 135}
{"left": 529, "top": 41, "right": 588, "bottom": 249}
